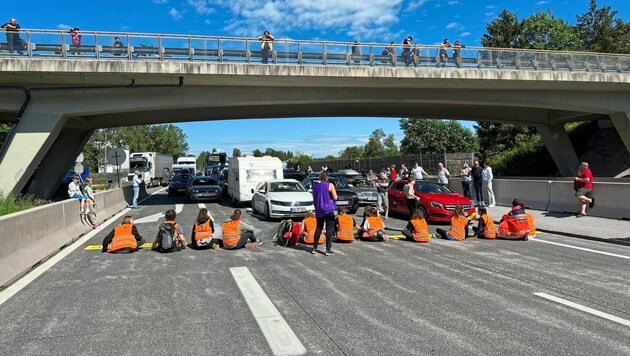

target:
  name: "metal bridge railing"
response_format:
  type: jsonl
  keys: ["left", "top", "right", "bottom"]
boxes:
{"left": 1, "top": 29, "right": 629, "bottom": 73}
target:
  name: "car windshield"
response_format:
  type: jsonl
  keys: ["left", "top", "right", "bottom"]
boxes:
{"left": 310, "top": 178, "right": 349, "bottom": 189}
{"left": 193, "top": 178, "right": 218, "bottom": 185}
{"left": 172, "top": 175, "right": 185, "bottom": 182}
{"left": 337, "top": 169, "right": 361, "bottom": 176}
{"left": 269, "top": 182, "right": 305, "bottom": 192}
{"left": 414, "top": 182, "right": 453, "bottom": 194}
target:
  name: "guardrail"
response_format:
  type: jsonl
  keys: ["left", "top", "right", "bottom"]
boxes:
{"left": 1, "top": 29, "right": 630, "bottom": 73}
{"left": 447, "top": 178, "right": 630, "bottom": 220}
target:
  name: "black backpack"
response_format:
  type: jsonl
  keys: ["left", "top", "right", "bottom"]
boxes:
{"left": 274, "top": 219, "right": 293, "bottom": 247}
{"left": 158, "top": 223, "right": 180, "bottom": 253}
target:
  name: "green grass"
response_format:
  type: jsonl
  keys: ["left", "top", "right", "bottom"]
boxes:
{"left": 0, "top": 192, "right": 50, "bottom": 216}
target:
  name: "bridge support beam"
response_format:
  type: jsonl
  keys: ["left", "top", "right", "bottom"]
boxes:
{"left": 609, "top": 112, "right": 630, "bottom": 154}
{"left": 537, "top": 124, "right": 579, "bottom": 177}
{"left": 0, "top": 108, "right": 66, "bottom": 197}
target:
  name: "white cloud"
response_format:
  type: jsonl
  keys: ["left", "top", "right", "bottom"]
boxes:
{"left": 459, "top": 31, "right": 471, "bottom": 37}
{"left": 536, "top": 0, "right": 549, "bottom": 5}
{"left": 187, "top": 0, "right": 214, "bottom": 15}
{"left": 408, "top": 0, "right": 430, "bottom": 10}
{"left": 447, "top": 0, "right": 459, "bottom": 5}
{"left": 56, "top": 24, "right": 72, "bottom": 30}
{"left": 486, "top": 4, "right": 497, "bottom": 9}
{"left": 153, "top": 0, "right": 168, "bottom": 3}
{"left": 445, "top": 22, "right": 462, "bottom": 30}
{"left": 485, "top": 12, "right": 495, "bottom": 17}
{"left": 208, "top": 0, "right": 404, "bottom": 40}
{"left": 168, "top": 8, "right": 183, "bottom": 20}
{"left": 120, "top": 25, "right": 132, "bottom": 31}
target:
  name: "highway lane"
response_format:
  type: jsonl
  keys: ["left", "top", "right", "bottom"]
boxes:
{"left": 0, "top": 189, "right": 629, "bottom": 355}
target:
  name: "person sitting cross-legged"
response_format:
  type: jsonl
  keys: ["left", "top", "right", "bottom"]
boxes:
{"left": 402, "top": 208, "right": 432, "bottom": 243}
{"left": 102, "top": 216, "right": 144, "bottom": 253}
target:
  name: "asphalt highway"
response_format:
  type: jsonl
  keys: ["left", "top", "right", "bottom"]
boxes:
{"left": 1, "top": 188, "right": 629, "bottom": 355}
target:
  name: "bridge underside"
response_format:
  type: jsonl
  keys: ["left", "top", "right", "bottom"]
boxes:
{"left": 1, "top": 62, "right": 629, "bottom": 198}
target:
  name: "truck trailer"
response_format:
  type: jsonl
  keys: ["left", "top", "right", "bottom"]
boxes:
{"left": 128, "top": 152, "right": 173, "bottom": 187}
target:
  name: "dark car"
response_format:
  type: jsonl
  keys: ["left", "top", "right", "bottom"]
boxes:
{"left": 168, "top": 174, "right": 191, "bottom": 196}
{"left": 331, "top": 169, "right": 367, "bottom": 186}
{"left": 283, "top": 169, "right": 306, "bottom": 182}
{"left": 387, "top": 180, "right": 475, "bottom": 222}
{"left": 300, "top": 177, "right": 360, "bottom": 214}
{"left": 187, "top": 176, "right": 223, "bottom": 202}
{"left": 350, "top": 179, "right": 379, "bottom": 205}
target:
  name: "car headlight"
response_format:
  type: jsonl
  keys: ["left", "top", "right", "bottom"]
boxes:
{"left": 429, "top": 201, "right": 445, "bottom": 209}
{"left": 270, "top": 200, "right": 284, "bottom": 206}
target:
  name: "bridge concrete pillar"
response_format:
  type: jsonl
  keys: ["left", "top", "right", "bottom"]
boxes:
{"left": 26, "top": 126, "right": 94, "bottom": 198}
{"left": 609, "top": 112, "right": 630, "bottom": 154}
{"left": 0, "top": 108, "right": 66, "bottom": 197}
{"left": 537, "top": 124, "right": 579, "bottom": 177}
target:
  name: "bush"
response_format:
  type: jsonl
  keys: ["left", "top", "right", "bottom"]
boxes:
{"left": 0, "top": 192, "right": 50, "bottom": 216}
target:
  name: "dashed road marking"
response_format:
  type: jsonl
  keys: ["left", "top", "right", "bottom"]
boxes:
{"left": 534, "top": 292, "right": 630, "bottom": 328}
{"left": 230, "top": 267, "right": 306, "bottom": 356}
{"left": 175, "top": 204, "right": 184, "bottom": 214}
{"left": 531, "top": 238, "right": 630, "bottom": 260}
{"left": 197, "top": 203, "right": 206, "bottom": 209}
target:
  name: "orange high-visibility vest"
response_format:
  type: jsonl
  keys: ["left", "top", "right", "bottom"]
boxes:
{"left": 410, "top": 218, "right": 431, "bottom": 242}
{"left": 194, "top": 220, "right": 213, "bottom": 244}
{"left": 447, "top": 215, "right": 468, "bottom": 241}
{"left": 337, "top": 215, "right": 355, "bottom": 241}
{"left": 366, "top": 216, "right": 385, "bottom": 237}
{"left": 222, "top": 220, "right": 241, "bottom": 247}
{"left": 108, "top": 224, "right": 137, "bottom": 252}
{"left": 498, "top": 207, "right": 529, "bottom": 239}
{"left": 526, "top": 212, "right": 536, "bottom": 237}
{"left": 303, "top": 217, "right": 325, "bottom": 244}
{"left": 481, "top": 214, "right": 497, "bottom": 239}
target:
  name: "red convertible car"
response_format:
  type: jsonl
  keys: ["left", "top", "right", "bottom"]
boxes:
{"left": 388, "top": 180, "right": 475, "bottom": 222}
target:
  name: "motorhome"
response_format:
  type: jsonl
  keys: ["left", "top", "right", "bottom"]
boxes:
{"left": 227, "top": 156, "right": 283, "bottom": 203}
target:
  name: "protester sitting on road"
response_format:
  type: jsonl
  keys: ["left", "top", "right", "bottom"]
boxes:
{"left": 102, "top": 215, "right": 144, "bottom": 253}
{"left": 335, "top": 207, "right": 359, "bottom": 242}
{"left": 68, "top": 175, "right": 89, "bottom": 215}
{"left": 436, "top": 205, "right": 469, "bottom": 241}
{"left": 191, "top": 208, "right": 219, "bottom": 251}
{"left": 300, "top": 210, "right": 325, "bottom": 245}
{"left": 473, "top": 207, "right": 496, "bottom": 239}
{"left": 574, "top": 161, "right": 594, "bottom": 217}
{"left": 152, "top": 209, "right": 187, "bottom": 252}
{"left": 402, "top": 208, "right": 431, "bottom": 243}
{"left": 222, "top": 209, "right": 261, "bottom": 250}
{"left": 361, "top": 207, "right": 389, "bottom": 242}
{"left": 496, "top": 199, "right": 529, "bottom": 241}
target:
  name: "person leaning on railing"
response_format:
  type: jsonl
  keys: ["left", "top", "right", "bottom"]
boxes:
{"left": 1, "top": 18, "right": 26, "bottom": 55}
{"left": 453, "top": 40, "right": 465, "bottom": 68}
{"left": 258, "top": 31, "right": 275, "bottom": 64}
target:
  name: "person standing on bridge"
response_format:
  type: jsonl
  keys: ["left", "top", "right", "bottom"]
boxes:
{"left": 352, "top": 41, "right": 361, "bottom": 64}
{"left": 311, "top": 171, "right": 338, "bottom": 255}
{"left": 402, "top": 36, "right": 413, "bottom": 67}
{"left": 438, "top": 39, "right": 452, "bottom": 67}
{"left": 453, "top": 40, "right": 465, "bottom": 68}
{"left": 131, "top": 170, "right": 142, "bottom": 209}
{"left": 258, "top": 30, "right": 275, "bottom": 64}
{"left": 1, "top": 18, "right": 25, "bottom": 55}
{"left": 574, "top": 162, "right": 594, "bottom": 217}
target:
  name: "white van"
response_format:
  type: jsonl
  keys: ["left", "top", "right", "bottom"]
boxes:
{"left": 228, "top": 156, "right": 283, "bottom": 203}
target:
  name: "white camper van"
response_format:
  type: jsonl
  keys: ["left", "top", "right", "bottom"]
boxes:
{"left": 228, "top": 156, "right": 283, "bottom": 203}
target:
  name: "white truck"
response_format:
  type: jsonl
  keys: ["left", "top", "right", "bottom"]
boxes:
{"left": 228, "top": 156, "right": 283, "bottom": 204}
{"left": 172, "top": 156, "right": 197, "bottom": 176}
{"left": 128, "top": 152, "right": 173, "bottom": 187}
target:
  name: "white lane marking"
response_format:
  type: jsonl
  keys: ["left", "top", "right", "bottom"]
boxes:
{"left": 0, "top": 187, "right": 164, "bottom": 306}
{"left": 534, "top": 292, "right": 630, "bottom": 328}
{"left": 175, "top": 204, "right": 184, "bottom": 214}
{"left": 134, "top": 212, "right": 163, "bottom": 224}
{"left": 531, "top": 238, "right": 630, "bottom": 260}
{"left": 197, "top": 203, "right": 206, "bottom": 209}
{"left": 0, "top": 208, "right": 129, "bottom": 306}
{"left": 230, "top": 267, "right": 306, "bottom": 356}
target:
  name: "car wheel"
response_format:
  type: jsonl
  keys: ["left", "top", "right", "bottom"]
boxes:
{"left": 264, "top": 202, "right": 271, "bottom": 220}
{"left": 252, "top": 201, "right": 257, "bottom": 215}
{"left": 419, "top": 205, "right": 429, "bottom": 222}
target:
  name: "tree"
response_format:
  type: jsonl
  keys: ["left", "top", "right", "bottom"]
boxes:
{"left": 482, "top": 9, "right": 523, "bottom": 48}
{"left": 362, "top": 129, "right": 399, "bottom": 158}
{"left": 577, "top": 0, "right": 630, "bottom": 53}
{"left": 521, "top": 10, "right": 581, "bottom": 51}
{"left": 0, "top": 123, "right": 11, "bottom": 148}
{"left": 197, "top": 151, "right": 211, "bottom": 172}
{"left": 232, "top": 148, "right": 242, "bottom": 157}
{"left": 474, "top": 122, "right": 536, "bottom": 158}
{"left": 252, "top": 149, "right": 263, "bottom": 157}
{"left": 338, "top": 146, "right": 364, "bottom": 159}
{"left": 399, "top": 118, "right": 477, "bottom": 154}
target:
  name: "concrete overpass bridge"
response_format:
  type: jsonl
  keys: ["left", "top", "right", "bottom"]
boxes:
{"left": 0, "top": 29, "right": 629, "bottom": 198}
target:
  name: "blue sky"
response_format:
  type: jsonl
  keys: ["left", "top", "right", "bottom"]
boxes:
{"left": 4, "top": 0, "right": 629, "bottom": 157}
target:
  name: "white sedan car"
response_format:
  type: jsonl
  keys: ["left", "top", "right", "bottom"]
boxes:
{"left": 251, "top": 179, "right": 314, "bottom": 220}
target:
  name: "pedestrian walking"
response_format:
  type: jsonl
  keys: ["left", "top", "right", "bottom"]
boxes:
{"left": 574, "top": 162, "right": 594, "bottom": 217}
{"left": 482, "top": 160, "right": 495, "bottom": 207}
{"left": 375, "top": 171, "right": 390, "bottom": 219}
{"left": 131, "top": 170, "right": 142, "bottom": 209}
{"left": 460, "top": 162, "right": 472, "bottom": 198}
{"left": 437, "top": 162, "right": 451, "bottom": 185}
{"left": 258, "top": 30, "right": 275, "bottom": 64}
{"left": 471, "top": 160, "right": 484, "bottom": 206}
{"left": 311, "top": 171, "right": 338, "bottom": 256}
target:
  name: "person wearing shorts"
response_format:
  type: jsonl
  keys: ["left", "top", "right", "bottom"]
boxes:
{"left": 574, "top": 162, "right": 594, "bottom": 217}
{"left": 68, "top": 176, "right": 88, "bottom": 215}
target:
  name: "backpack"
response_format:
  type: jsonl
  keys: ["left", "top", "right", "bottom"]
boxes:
{"left": 274, "top": 219, "right": 293, "bottom": 247}
{"left": 158, "top": 223, "right": 180, "bottom": 252}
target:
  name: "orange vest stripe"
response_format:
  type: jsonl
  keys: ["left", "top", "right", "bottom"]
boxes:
{"left": 497, "top": 211, "right": 529, "bottom": 239}
{"left": 108, "top": 224, "right": 137, "bottom": 252}
{"left": 367, "top": 216, "right": 385, "bottom": 237}
{"left": 447, "top": 215, "right": 468, "bottom": 241}
{"left": 411, "top": 218, "right": 431, "bottom": 242}
{"left": 222, "top": 220, "right": 241, "bottom": 246}
{"left": 195, "top": 220, "right": 213, "bottom": 242}
{"left": 482, "top": 215, "right": 497, "bottom": 239}
{"left": 526, "top": 212, "right": 536, "bottom": 237}
{"left": 303, "top": 217, "right": 325, "bottom": 243}
{"left": 337, "top": 215, "right": 355, "bottom": 241}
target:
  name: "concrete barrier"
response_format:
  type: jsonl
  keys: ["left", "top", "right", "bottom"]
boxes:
{"left": 493, "top": 180, "right": 551, "bottom": 210}
{"left": 548, "top": 181, "right": 630, "bottom": 219}
{"left": 122, "top": 182, "right": 148, "bottom": 207}
{"left": 0, "top": 186, "right": 134, "bottom": 288}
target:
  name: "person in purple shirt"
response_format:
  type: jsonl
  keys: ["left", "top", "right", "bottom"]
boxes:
{"left": 311, "top": 171, "right": 338, "bottom": 256}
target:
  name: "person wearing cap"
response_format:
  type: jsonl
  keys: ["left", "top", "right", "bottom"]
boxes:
{"left": 68, "top": 175, "right": 89, "bottom": 215}
{"left": 112, "top": 36, "right": 125, "bottom": 55}
{"left": 402, "top": 36, "right": 413, "bottom": 67}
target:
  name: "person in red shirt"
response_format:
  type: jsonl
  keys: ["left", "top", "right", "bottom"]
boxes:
{"left": 390, "top": 164, "right": 397, "bottom": 181}
{"left": 574, "top": 162, "right": 594, "bottom": 217}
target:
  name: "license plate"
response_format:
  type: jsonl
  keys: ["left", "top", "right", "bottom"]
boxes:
{"left": 337, "top": 200, "right": 348, "bottom": 205}
{"left": 367, "top": 197, "right": 377, "bottom": 201}
{"left": 291, "top": 207, "right": 306, "bottom": 213}
{"left": 177, "top": 188, "right": 186, "bottom": 192}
